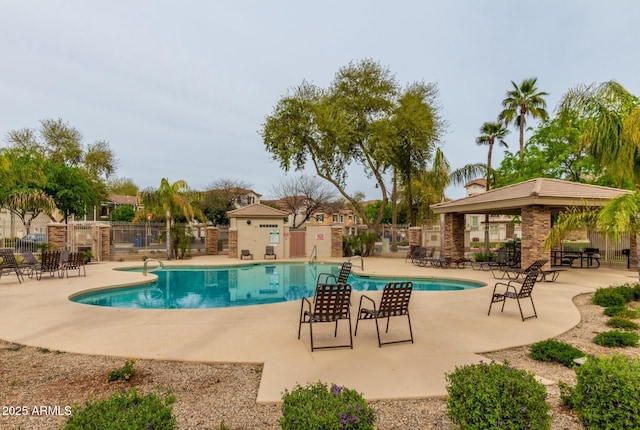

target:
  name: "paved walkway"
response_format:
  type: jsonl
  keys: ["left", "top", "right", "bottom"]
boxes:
{"left": 0, "top": 256, "right": 635, "bottom": 403}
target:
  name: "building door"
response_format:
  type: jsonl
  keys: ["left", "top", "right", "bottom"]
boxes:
{"left": 289, "top": 230, "right": 306, "bottom": 258}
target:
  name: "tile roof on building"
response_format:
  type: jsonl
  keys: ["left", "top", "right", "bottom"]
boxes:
{"left": 432, "top": 178, "right": 631, "bottom": 215}
{"left": 227, "top": 203, "right": 289, "bottom": 217}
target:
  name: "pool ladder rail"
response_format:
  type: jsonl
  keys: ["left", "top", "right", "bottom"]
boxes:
{"left": 348, "top": 255, "right": 364, "bottom": 271}
{"left": 143, "top": 258, "right": 164, "bottom": 275}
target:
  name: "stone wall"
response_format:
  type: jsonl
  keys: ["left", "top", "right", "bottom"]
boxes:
{"left": 228, "top": 229, "right": 238, "bottom": 259}
{"left": 521, "top": 205, "right": 551, "bottom": 268}
{"left": 206, "top": 227, "right": 219, "bottom": 255}
{"left": 331, "top": 226, "right": 343, "bottom": 258}
{"left": 442, "top": 213, "right": 465, "bottom": 259}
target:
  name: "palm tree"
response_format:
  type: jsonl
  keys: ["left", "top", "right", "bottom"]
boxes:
{"left": 139, "top": 178, "right": 201, "bottom": 260}
{"left": 558, "top": 80, "right": 640, "bottom": 187}
{"left": 546, "top": 81, "right": 640, "bottom": 273}
{"left": 476, "top": 121, "right": 509, "bottom": 253}
{"left": 476, "top": 121, "right": 510, "bottom": 190}
{"left": 499, "top": 78, "right": 549, "bottom": 162}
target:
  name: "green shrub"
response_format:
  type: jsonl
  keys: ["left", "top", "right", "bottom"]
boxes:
{"left": 64, "top": 387, "right": 176, "bottom": 430}
{"left": 594, "top": 330, "right": 639, "bottom": 347}
{"left": 604, "top": 305, "right": 628, "bottom": 317}
{"left": 607, "top": 317, "right": 639, "bottom": 330}
{"left": 107, "top": 359, "right": 136, "bottom": 382}
{"left": 446, "top": 361, "right": 551, "bottom": 430}
{"left": 560, "top": 355, "right": 640, "bottom": 429}
{"left": 529, "top": 339, "right": 586, "bottom": 367}
{"left": 279, "top": 381, "right": 377, "bottom": 430}
{"left": 593, "top": 287, "right": 629, "bottom": 307}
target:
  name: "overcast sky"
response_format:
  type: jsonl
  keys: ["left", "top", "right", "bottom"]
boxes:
{"left": 2, "top": 1, "right": 639, "bottom": 200}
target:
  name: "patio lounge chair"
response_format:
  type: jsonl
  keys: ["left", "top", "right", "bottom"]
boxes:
{"left": 240, "top": 249, "right": 253, "bottom": 260}
{"left": 298, "top": 283, "right": 353, "bottom": 351}
{"left": 488, "top": 270, "right": 539, "bottom": 321}
{"left": 355, "top": 281, "right": 414, "bottom": 347}
{"left": 0, "top": 249, "right": 24, "bottom": 283}
{"left": 492, "top": 258, "right": 547, "bottom": 280}
{"left": 316, "top": 262, "right": 352, "bottom": 285}
{"left": 264, "top": 246, "right": 276, "bottom": 259}
{"left": 35, "top": 250, "right": 62, "bottom": 280}
{"left": 19, "top": 250, "right": 40, "bottom": 278}
{"left": 61, "top": 251, "right": 86, "bottom": 277}
{"left": 412, "top": 247, "right": 436, "bottom": 267}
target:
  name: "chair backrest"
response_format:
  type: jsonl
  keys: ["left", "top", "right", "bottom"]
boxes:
{"left": 265, "top": 246, "right": 275, "bottom": 255}
{"left": 67, "top": 252, "right": 84, "bottom": 268}
{"left": 313, "top": 283, "right": 352, "bottom": 320}
{"left": 495, "top": 248, "right": 507, "bottom": 264}
{"left": 336, "top": 262, "right": 352, "bottom": 283}
{"left": 517, "top": 271, "right": 538, "bottom": 298}
{"left": 525, "top": 259, "right": 548, "bottom": 272}
{"left": 241, "top": 249, "right": 250, "bottom": 256}
{"left": 20, "top": 250, "right": 39, "bottom": 265}
{"left": 379, "top": 282, "right": 413, "bottom": 317}
{"left": 0, "top": 249, "right": 19, "bottom": 267}
{"left": 42, "top": 251, "right": 61, "bottom": 268}
{"left": 427, "top": 247, "right": 436, "bottom": 258}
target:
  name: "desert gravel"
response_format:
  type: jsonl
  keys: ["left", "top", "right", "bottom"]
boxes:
{"left": 1, "top": 293, "right": 639, "bottom": 429}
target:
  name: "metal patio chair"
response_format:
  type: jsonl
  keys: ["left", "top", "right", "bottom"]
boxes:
{"left": 0, "top": 249, "right": 25, "bottom": 283}
{"left": 355, "top": 281, "right": 414, "bottom": 347}
{"left": 35, "top": 250, "right": 62, "bottom": 280}
{"left": 264, "top": 245, "right": 276, "bottom": 259}
{"left": 488, "top": 270, "right": 539, "bottom": 321}
{"left": 61, "top": 251, "right": 86, "bottom": 277}
{"left": 298, "top": 283, "right": 353, "bottom": 351}
{"left": 316, "top": 262, "right": 352, "bottom": 286}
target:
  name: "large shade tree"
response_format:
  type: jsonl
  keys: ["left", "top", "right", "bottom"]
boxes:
{"left": 261, "top": 59, "right": 443, "bottom": 231}
{"left": 499, "top": 78, "right": 549, "bottom": 162}
{"left": 139, "top": 178, "right": 202, "bottom": 260}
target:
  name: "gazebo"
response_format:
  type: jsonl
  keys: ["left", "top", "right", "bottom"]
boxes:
{"left": 430, "top": 178, "right": 633, "bottom": 268}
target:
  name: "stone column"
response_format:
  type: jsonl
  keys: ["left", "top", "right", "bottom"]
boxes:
{"left": 408, "top": 227, "right": 422, "bottom": 249}
{"left": 99, "top": 224, "right": 110, "bottom": 262}
{"left": 46, "top": 223, "right": 66, "bottom": 251}
{"left": 228, "top": 229, "right": 238, "bottom": 259}
{"left": 442, "top": 213, "right": 465, "bottom": 259}
{"left": 206, "top": 227, "right": 219, "bottom": 255}
{"left": 521, "top": 205, "right": 551, "bottom": 268}
{"left": 331, "top": 226, "right": 344, "bottom": 258}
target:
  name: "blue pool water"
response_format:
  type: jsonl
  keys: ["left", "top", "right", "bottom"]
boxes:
{"left": 71, "top": 262, "right": 484, "bottom": 309}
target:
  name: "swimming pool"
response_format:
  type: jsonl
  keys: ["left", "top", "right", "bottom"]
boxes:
{"left": 71, "top": 262, "right": 485, "bottom": 309}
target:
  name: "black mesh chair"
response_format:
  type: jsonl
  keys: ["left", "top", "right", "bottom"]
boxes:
{"left": 298, "top": 283, "right": 353, "bottom": 351}
{"left": 0, "top": 249, "right": 24, "bottom": 283}
{"left": 316, "top": 262, "right": 352, "bottom": 285}
{"left": 355, "top": 281, "right": 414, "bottom": 347}
{"left": 35, "top": 250, "right": 62, "bottom": 280}
{"left": 488, "top": 270, "right": 539, "bottom": 321}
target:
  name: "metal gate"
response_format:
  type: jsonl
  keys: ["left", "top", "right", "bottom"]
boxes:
{"left": 289, "top": 229, "right": 306, "bottom": 258}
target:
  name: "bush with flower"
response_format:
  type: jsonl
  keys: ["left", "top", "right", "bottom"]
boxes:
{"left": 107, "top": 358, "right": 137, "bottom": 382}
{"left": 279, "top": 381, "right": 377, "bottom": 429}
{"left": 446, "top": 361, "right": 551, "bottom": 430}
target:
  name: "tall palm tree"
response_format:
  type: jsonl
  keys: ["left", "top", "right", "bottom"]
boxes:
{"left": 139, "top": 178, "right": 201, "bottom": 260}
{"left": 476, "top": 121, "right": 509, "bottom": 253}
{"left": 476, "top": 121, "right": 510, "bottom": 191}
{"left": 499, "top": 78, "right": 549, "bottom": 162}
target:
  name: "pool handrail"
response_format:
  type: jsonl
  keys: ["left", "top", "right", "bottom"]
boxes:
{"left": 309, "top": 245, "right": 317, "bottom": 263}
{"left": 143, "top": 258, "right": 164, "bottom": 275}
{"left": 348, "top": 255, "right": 364, "bottom": 271}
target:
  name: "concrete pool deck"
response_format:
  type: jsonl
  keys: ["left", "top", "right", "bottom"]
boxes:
{"left": 0, "top": 255, "right": 636, "bottom": 403}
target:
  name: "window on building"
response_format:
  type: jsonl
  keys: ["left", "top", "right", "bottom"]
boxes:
{"left": 332, "top": 214, "right": 338, "bottom": 222}
{"left": 340, "top": 214, "right": 345, "bottom": 223}
{"left": 317, "top": 214, "right": 324, "bottom": 223}
{"left": 471, "top": 216, "right": 478, "bottom": 227}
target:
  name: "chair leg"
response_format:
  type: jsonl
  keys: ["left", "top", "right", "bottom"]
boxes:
{"left": 406, "top": 314, "right": 414, "bottom": 343}
{"left": 374, "top": 317, "right": 382, "bottom": 347}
